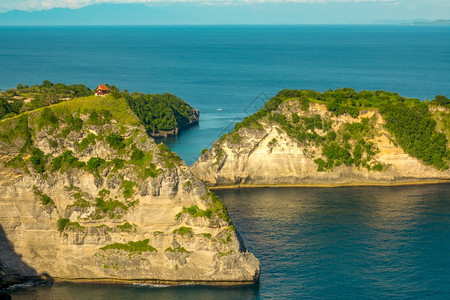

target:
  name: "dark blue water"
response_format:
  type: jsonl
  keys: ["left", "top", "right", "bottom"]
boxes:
{"left": 1, "top": 26, "right": 450, "bottom": 164}
{"left": 217, "top": 185, "right": 450, "bottom": 299}
{"left": 8, "top": 185, "right": 450, "bottom": 299}
{"left": 1, "top": 26, "right": 450, "bottom": 299}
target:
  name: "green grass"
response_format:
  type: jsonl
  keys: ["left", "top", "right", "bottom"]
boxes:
{"left": 100, "top": 239, "right": 157, "bottom": 254}
{"left": 77, "top": 133, "right": 97, "bottom": 152}
{"left": 95, "top": 197, "right": 128, "bottom": 214}
{"left": 141, "top": 164, "right": 160, "bottom": 178}
{"left": 129, "top": 146, "right": 152, "bottom": 166}
{"left": 173, "top": 226, "right": 193, "bottom": 236}
{"left": 57, "top": 218, "right": 70, "bottom": 231}
{"left": 116, "top": 222, "right": 134, "bottom": 232}
{"left": 61, "top": 115, "right": 84, "bottom": 137}
{"left": 86, "top": 157, "right": 106, "bottom": 175}
{"left": 33, "top": 186, "right": 55, "bottom": 207}
{"left": 29, "top": 147, "right": 46, "bottom": 173}
{"left": 207, "top": 191, "right": 231, "bottom": 224}
{"left": 120, "top": 180, "right": 135, "bottom": 199}
{"left": 165, "top": 247, "right": 191, "bottom": 253}
{"left": 158, "top": 143, "right": 182, "bottom": 169}
{"left": 175, "top": 205, "right": 212, "bottom": 220}
{"left": 66, "top": 189, "right": 133, "bottom": 220}
{"left": 98, "top": 189, "right": 110, "bottom": 198}
{"left": 218, "top": 250, "right": 234, "bottom": 257}
{"left": 213, "top": 146, "right": 224, "bottom": 165}
{"left": 52, "top": 150, "right": 85, "bottom": 172}
{"left": 127, "top": 146, "right": 159, "bottom": 178}
{"left": 221, "top": 227, "right": 234, "bottom": 244}
{"left": 50, "top": 95, "right": 140, "bottom": 127}
{"left": 66, "top": 221, "right": 85, "bottom": 230}
{"left": 110, "top": 158, "right": 125, "bottom": 172}
{"left": 267, "top": 138, "right": 277, "bottom": 147}
{"left": 130, "top": 145, "right": 145, "bottom": 161}
{"left": 37, "top": 107, "right": 58, "bottom": 130}
{"left": 56, "top": 218, "right": 84, "bottom": 231}
{"left": 66, "top": 192, "right": 91, "bottom": 209}
{"left": 229, "top": 132, "right": 242, "bottom": 144}
{"left": 4, "top": 155, "right": 28, "bottom": 172}
{"left": 202, "top": 233, "right": 212, "bottom": 239}
{"left": 106, "top": 133, "right": 125, "bottom": 150}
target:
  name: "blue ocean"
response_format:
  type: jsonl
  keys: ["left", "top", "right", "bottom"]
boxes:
{"left": 1, "top": 26, "right": 450, "bottom": 299}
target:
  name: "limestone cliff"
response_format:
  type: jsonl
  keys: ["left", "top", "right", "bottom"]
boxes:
{"left": 0, "top": 95, "right": 259, "bottom": 285}
{"left": 192, "top": 90, "right": 450, "bottom": 187}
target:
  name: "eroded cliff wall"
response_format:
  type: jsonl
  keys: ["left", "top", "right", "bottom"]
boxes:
{"left": 192, "top": 100, "right": 450, "bottom": 187}
{"left": 0, "top": 95, "right": 259, "bottom": 284}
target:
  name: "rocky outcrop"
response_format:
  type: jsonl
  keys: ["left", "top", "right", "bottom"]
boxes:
{"left": 191, "top": 101, "right": 450, "bottom": 187}
{"left": 0, "top": 95, "right": 259, "bottom": 287}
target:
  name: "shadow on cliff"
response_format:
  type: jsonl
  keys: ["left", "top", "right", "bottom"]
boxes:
{"left": 0, "top": 225, "right": 53, "bottom": 292}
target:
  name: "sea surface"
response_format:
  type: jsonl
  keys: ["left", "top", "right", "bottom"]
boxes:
{"left": 1, "top": 25, "right": 450, "bottom": 165}
{"left": 1, "top": 26, "right": 450, "bottom": 299}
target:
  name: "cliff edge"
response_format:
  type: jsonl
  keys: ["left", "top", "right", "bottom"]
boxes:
{"left": 191, "top": 89, "right": 450, "bottom": 187}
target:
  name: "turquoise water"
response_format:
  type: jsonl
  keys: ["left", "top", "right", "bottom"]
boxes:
{"left": 1, "top": 26, "right": 450, "bottom": 299}
{"left": 217, "top": 185, "right": 450, "bottom": 299}
{"left": 1, "top": 26, "right": 449, "bottom": 164}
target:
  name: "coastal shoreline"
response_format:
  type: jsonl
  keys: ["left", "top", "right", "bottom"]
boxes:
{"left": 208, "top": 180, "right": 450, "bottom": 190}
{"left": 52, "top": 277, "right": 259, "bottom": 286}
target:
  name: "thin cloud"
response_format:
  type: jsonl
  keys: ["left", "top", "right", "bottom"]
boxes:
{"left": 0, "top": 0, "right": 399, "bottom": 13}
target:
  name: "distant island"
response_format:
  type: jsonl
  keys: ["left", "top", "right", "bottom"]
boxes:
{"left": 402, "top": 19, "right": 450, "bottom": 26}
{"left": 192, "top": 89, "right": 450, "bottom": 187}
{"left": 0, "top": 81, "right": 199, "bottom": 138}
{"left": 374, "top": 19, "right": 450, "bottom": 25}
{"left": 0, "top": 84, "right": 259, "bottom": 289}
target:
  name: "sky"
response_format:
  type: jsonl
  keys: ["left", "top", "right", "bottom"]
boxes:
{"left": 0, "top": 0, "right": 449, "bottom": 25}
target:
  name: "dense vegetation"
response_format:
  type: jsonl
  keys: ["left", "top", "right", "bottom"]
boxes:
{"left": 0, "top": 80, "right": 93, "bottom": 120}
{"left": 1, "top": 81, "right": 198, "bottom": 138}
{"left": 221, "top": 88, "right": 449, "bottom": 171}
{"left": 379, "top": 101, "right": 448, "bottom": 170}
{"left": 124, "top": 91, "right": 197, "bottom": 135}
{"left": 100, "top": 239, "right": 157, "bottom": 254}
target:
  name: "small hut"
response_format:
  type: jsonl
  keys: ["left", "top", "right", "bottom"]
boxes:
{"left": 95, "top": 84, "right": 110, "bottom": 96}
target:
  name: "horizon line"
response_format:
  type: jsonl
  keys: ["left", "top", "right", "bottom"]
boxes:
{"left": 0, "top": 23, "right": 433, "bottom": 27}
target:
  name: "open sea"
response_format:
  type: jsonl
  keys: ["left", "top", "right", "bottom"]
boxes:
{"left": 1, "top": 25, "right": 449, "bottom": 299}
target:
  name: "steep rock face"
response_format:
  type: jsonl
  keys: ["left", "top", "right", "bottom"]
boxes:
{"left": 0, "top": 96, "right": 259, "bottom": 285}
{"left": 191, "top": 101, "right": 450, "bottom": 186}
